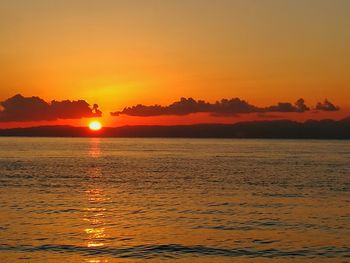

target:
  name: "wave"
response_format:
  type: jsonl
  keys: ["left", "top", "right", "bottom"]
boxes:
{"left": 1, "top": 243, "right": 349, "bottom": 259}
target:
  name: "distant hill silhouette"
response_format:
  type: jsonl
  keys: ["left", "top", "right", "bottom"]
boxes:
{"left": 0, "top": 118, "right": 350, "bottom": 139}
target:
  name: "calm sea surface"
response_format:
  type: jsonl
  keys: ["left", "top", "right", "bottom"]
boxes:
{"left": 0, "top": 138, "right": 350, "bottom": 262}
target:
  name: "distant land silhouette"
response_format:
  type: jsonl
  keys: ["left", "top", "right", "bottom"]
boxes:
{"left": 1, "top": 118, "right": 350, "bottom": 139}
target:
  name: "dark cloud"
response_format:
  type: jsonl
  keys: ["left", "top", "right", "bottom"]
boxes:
{"left": 111, "top": 97, "right": 313, "bottom": 117}
{"left": 209, "top": 98, "right": 260, "bottom": 116}
{"left": 111, "top": 98, "right": 211, "bottom": 116}
{"left": 111, "top": 97, "right": 259, "bottom": 117}
{"left": 0, "top": 94, "right": 102, "bottom": 122}
{"left": 264, "top": 98, "right": 310, "bottom": 113}
{"left": 315, "top": 99, "right": 340, "bottom": 111}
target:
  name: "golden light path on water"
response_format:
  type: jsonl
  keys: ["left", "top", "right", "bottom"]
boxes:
{"left": 84, "top": 138, "right": 109, "bottom": 263}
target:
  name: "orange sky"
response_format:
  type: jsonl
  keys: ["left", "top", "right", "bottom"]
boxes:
{"left": 1, "top": 0, "right": 349, "bottom": 128}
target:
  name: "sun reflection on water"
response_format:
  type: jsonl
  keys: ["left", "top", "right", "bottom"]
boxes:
{"left": 84, "top": 138, "right": 110, "bottom": 261}
{"left": 88, "top": 138, "right": 101, "bottom": 158}
{"left": 85, "top": 259, "right": 109, "bottom": 263}
{"left": 84, "top": 185, "right": 109, "bottom": 248}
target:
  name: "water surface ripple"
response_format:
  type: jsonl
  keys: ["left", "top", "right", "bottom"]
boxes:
{"left": 1, "top": 138, "right": 349, "bottom": 262}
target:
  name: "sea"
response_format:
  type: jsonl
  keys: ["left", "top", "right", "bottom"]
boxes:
{"left": 0, "top": 137, "right": 349, "bottom": 262}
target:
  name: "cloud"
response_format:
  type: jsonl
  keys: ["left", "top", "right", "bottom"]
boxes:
{"left": 0, "top": 94, "right": 102, "bottom": 122}
{"left": 111, "top": 97, "right": 259, "bottom": 117}
{"left": 209, "top": 98, "right": 260, "bottom": 116}
{"left": 111, "top": 98, "right": 211, "bottom": 116}
{"left": 315, "top": 99, "right": 340, "bottom": 111}
{"left": 111, "top": 97, "right": 313, "bottom": 117}
{"left": 264, "top": 98, "right": 310, "bottom": 113}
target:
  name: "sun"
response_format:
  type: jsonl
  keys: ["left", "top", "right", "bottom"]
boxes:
{"left": 89, "top": 121, "right": 102, "bottom": 131}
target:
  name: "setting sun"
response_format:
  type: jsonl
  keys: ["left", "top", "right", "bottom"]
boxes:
{"left": 89, "top": 121, "right": 102, "bottom": 131}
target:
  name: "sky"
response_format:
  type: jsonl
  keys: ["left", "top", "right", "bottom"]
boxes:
{"left": 0, "top": 0, "right": 349, "bottom": 128}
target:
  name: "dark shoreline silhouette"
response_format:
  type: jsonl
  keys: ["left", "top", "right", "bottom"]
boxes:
{"left": 0, "top": 118, "right": 349, "bottom": 139}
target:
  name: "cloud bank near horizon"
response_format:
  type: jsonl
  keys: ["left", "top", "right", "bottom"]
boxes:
{"left": 0, "top": 95, "right": 341, "bottom": 123}
{"left": 315, "top": 99, "right": 340, "bottom": 112}
{"left": 111, "top": 97, "right": 339, "bottom": 117}
{"left": 0, "top": 94, "right": 102, "bottom": 122}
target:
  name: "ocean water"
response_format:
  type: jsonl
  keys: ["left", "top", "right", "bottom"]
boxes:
{"left": 0, "top": 138, "right": 350, "bottom": 263}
